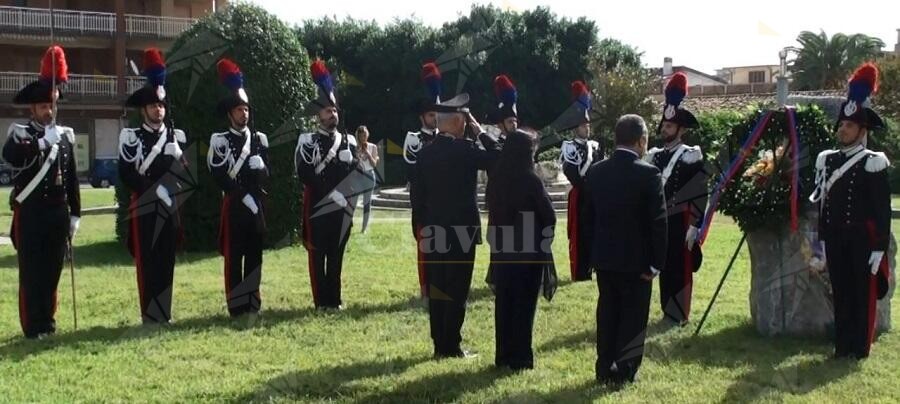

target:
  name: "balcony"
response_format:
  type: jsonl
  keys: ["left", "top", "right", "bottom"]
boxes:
{"left": 0, "top": 6, "right": 196, "bottom": 39}
{"left": 0, "top": 71, "right": 144, "bottom": 103}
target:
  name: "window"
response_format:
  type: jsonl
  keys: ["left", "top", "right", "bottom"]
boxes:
{"left": 748, "top": 71, "right": 766, "bottom": 83}
{"left": 13, "top": 0, "right": 28, "bottom": 6}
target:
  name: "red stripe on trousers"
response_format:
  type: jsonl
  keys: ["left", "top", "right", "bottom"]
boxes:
{"left": 14, "top": 206, "right": 29, "bottom": 333}
{"left": 866, "top": 272, "right": 877, "bottom": 356}
{"left": 567, "top": 186, "right": 580, "bottom": 280}
{"left": 415, "top": 224, "right": 427, "bottom": 298}
{"left": 220, "top": 195, "right": 232, "bottom": 300}
{"left": 863, "top": 219, "right": 885, "bottom": 356}
{"left": 303, "top": 187, "right": 320, "bottom": 305}
{"left": 681, "top": 209, "right": 694, "bottom": 319}
{"left": 130, "top": 193, "right": 147, "bottom": 316}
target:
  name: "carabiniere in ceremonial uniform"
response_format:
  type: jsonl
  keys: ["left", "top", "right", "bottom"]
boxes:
{"left": 208, "top": 58, "right": 269, "bottom": 317}
{"left": 118, "top": 48, "right": 187, "bottom": 325}
{"left": 810, "top": 63, "right": 891, "bottom": 359}
{"left": 3, "top": 46, "right": 80, "bottom": 339}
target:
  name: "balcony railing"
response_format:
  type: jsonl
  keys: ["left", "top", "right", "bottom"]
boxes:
{"left": 125, "top": 14, "right": 195, "bottom": 39}
{"left": 0, "top": 71, "right": 145, "bottom": 102}
{"left": 0, "top": 6, "right": 196, "bottom": 39}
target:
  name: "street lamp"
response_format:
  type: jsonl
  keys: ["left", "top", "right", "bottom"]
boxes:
{"left": 776, "top": 47, "right": 799, "bottom": 107}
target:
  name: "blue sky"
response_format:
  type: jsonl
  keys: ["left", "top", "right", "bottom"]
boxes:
{"left": 248, "top": 0, "right": 899, "bottom": 74}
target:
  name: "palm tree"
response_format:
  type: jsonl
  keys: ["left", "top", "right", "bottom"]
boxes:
{"left": 789, "top": 30, "right": 885, "bottom": 90}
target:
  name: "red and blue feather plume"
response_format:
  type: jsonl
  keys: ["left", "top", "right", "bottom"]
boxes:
{"left": 311, "top": 59, "right": 334, "bottom": 94}
{"left": 421, "top": 62, "right": 442, "bottom": 102}
{"left": 142, "top": 48, "right": 166, "bottom": 87}
{"left": 39, "top": 45, "right": 68, "bottom": 84}
{"left": 571, "top": 80, "right": 591, "bottom": 111}
{"left": 847, "top": 62, "right": 878, "bottom": 103}
{"left": 664, "top": 72, "right": 688, "bottom": 107}
{"left": 494, "top": 74, "right": 517, "bottom": 107}
{"left": 217, "top": 58, "right": 243, "bottom": 90}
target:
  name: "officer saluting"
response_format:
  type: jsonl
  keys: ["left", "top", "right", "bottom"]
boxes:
{"left": 645, "top": 72, "right": 706, "bottom": 326}
{"left": 413, "top": 92, "right": 501, "bottom": 358}
{"left": 557, "top": 81, "right": 600, "bottom": 282}
{"left": 405, "top": 62, "right": 442, "bottom": 299}
{"left": 810, "top": 63, "right": 891, "bottom": 359}
{"left": 3, "top": 46, "right": 80, "bottom": 339}
{"left": 208, "top": 59, "right": 269, "bottom": 317}
{"left": 295, "top": 59, "right": 359, "bottom": 310}
{"left": 119, "top": 48, "right": 187, "bottom": 325}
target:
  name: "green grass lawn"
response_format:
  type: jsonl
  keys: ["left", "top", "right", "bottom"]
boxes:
{"left": 0, "top": 187, "right": 115, "bottom": 237}
{"left": 0, "top": 211, "right": 897, "bottom": 403}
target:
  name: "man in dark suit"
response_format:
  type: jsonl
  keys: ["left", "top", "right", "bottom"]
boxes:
{"left": 584, "top": 114, "right": 667, "bottom": 385}
{"left": 413, "top": 93, "right": 501, "bottom": 359}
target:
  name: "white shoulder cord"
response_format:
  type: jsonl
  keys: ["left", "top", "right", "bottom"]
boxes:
{"left": 404, "top": 133, "right": 422, "bottom": 164}
{"left": 207, "top": 134, "right": 234, "bottom": 170}
{"left": 119, "top": 130, "right": 144, "bottom": 165}
{"left": 297, "top": 136, "right": 321, "bottom": 168}
{"left": 561, "top": 141, "right": 584, "bottom": 167}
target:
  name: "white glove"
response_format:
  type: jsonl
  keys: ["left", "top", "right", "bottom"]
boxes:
{"left": 338, "top": 149, "right": 352, "bottom": 163}
{"left": 869, "top": 251, "right": 885, "bottom": 275}
{"left": 248, "top": 155, "right": 265, "bottom": 170}
{"left": 242, "top": 194, "right": 259, "bottom": 214}
{"left": 69, "top": 216, "right": 80, "bottom": 238}
{"left": 809, "top": 241, "right": 827, "bottom": 273}
{"left": 40, "top": 125, "right": 61, "bottom": 150}
{"left": 164, "top": 142, "right": 182, "bottom": 159}
{"left": 156, "top": 185, "right": 173, "bottom": 207}
{"left": 329, "top": 190, "right": 347, "bottom": 208}
{"left": 685, "top": 226, "right": 699, "bottom": 251}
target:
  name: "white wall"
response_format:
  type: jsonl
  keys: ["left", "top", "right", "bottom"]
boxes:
{"left": 684, "top": 71, "right": 724, "bottom": 87}
{"left": 94, "top": 119, "right": 120, "bottom": 159}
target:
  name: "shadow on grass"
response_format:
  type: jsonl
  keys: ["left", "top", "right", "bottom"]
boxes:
{"left": 229, "top": 355, "right": 431, "bottom": 403}
{"left": 652, "top": 324, "right": 856, "bottom": 402}
{"left": 491, "top": 379, "right": 619, "bottom": 403}
{"left": 0, "top": 306, "right": 317, "bottom": 362}
{"left": 232, "top": 356, "right": 520, "bottom": 404}
{"left": 0, "top": 239, "right": 224, "bottom": 270}
{"left": 0, "top": 282, "right": 503, "bottom": 361}
{"left": 535, "top": 319, "right": 857, "bottom": 401}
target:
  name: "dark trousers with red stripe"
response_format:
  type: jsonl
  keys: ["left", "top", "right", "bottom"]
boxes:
{"left": 596, "top": 271, "right": 652, "bottom": 384}
{"left": 425, "top": 234, "right": 476, "bottom": 356}
{"left": 493, "top": 263, "right": 542, "bottom": 369}
{"left": 659, "top": 213, "right": 693, "bottom": 324}
{"left": 826, "top": 228, "right": 880, "bottom": 359}
{"left": 222, "top": 199, "right": 264, "bottom": 316}
{"left": 13, "top": 204, "right": 68, "bottom": 338}
{"left": 567, "top": 187, "right": 592, "bottom": 282}
{"left": 306, "top": 213, "right": 352, "bottom": 309}
{"left": 128, "top": 200, "right": 177, "bottom": 324}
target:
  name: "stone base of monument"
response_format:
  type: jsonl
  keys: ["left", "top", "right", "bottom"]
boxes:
{"left": 746, "top": 214, "right": 895, "bottom": 337}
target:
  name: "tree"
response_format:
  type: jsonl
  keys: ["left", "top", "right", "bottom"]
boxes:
{"left": 875, "top": 57, "right": 900, "bottom": 122}
{"left": 790, "top": 30, "right": 885, "bottom": 90}
{"left": 585, "top": 39, "right": 656, "bottom": 150}
{"left": 297, "top": 5, "right": 632, "bottom": 184}
{"left": 115, "top": 3, "right": 315, "bottom": 251}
